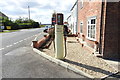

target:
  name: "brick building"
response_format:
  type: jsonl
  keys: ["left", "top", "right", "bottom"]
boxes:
{"left": 77, "top": 0, "right": 120, "bottom": 59}
{"left": 0, "top": 11, "right": 8, "bottom": 26}
{"left": 70, "top": 1, "right": 78, "bottom": 34}
{"left": 0, "top": 11, "right": 8, "bottom": 31}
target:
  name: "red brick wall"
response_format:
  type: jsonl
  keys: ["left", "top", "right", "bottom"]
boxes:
{"left": 102, "top": 2, "right": 120, "bottom": 59}
{"left": 77, "top": 0, "right": 119, "bottom": 59}
{"left": 119, "top": 2, "right": 120, "bottom": 59}
{"left": 77, "top": 0, "right": 102, "bottom": 49}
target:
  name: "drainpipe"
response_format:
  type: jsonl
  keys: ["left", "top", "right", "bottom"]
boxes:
{"left": 99, "top": 0, "right": 107, "bottom": 56}
{"left": 76, "top": 0, "right": 79, "bottom": 34}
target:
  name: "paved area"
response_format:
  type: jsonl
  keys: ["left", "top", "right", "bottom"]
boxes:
{"left": 103, "top": 59, "right": 120, "bottom": 72}
{"left": 41, "top": 37, "right": 119, "bottom": 78}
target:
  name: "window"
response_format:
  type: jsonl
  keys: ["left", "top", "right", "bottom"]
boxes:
{"left": 87, "top": 17, "right": 96, "bottom": 40}
{"left": 80, "top": 22, "right": 83, "bottom": 33}
{"left": 79, "top": 0, "right": 84, "bottom": 9}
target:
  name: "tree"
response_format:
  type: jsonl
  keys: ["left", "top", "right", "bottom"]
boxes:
{"left": 2, "top": 18, "right": 19, "bottom": 30}
{"left": 15, "top": 17, "right": 39, "bottom": 29}
{"left": 2, "top": 17, "right": 39, "bottom": 30}
{"left": 31, "top": 22, "right": 39, "bottom": 28}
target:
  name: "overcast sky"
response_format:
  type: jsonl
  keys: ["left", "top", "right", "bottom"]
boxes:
{"left": 0, "top": 0, "right": 76, "bottom": 24}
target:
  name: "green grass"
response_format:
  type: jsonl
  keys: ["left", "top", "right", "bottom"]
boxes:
{"left": 0, "top": 27, "right": 41, "bottom": 33}
{"left": 0, "top": 30, "right": 19, "bottom": 33}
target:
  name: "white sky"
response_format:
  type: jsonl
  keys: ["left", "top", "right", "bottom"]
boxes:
{"left": 0, "top": 0, "right": 76, "bottom": 24}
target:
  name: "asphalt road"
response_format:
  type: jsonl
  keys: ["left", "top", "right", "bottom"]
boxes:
{"left": 0, "top": 28, "right": 86, "bottom": 79}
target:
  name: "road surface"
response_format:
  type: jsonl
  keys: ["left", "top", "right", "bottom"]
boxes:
{"left": 0, "top": 28, "right": 86, "bottom": 79}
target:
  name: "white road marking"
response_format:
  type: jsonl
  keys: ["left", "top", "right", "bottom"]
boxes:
{"left": 31, "top": 43, "right": 33, "bottom": 47}
{"left": 2, "top": 33, "right": 42, "bottom": 51}
{"left": 14, "top": 42, "right": 17, "bottom": 44}
{"left": 14, "top": 42, "right": 19, "bottom": 44}
{"left": 35, "top": 35, "right": 37, "bottom": 36}
{"left": 27, "top": 35, "right": 36, "bottom": 39}
{"left": 0, "top": 48, "right": 5, "bottom": 51}
{"left": 33, "top": 37, "right": 37, "bottom": 41}
{"left": 6, "top": 45, "right": 12, "bottom": 48}
{"left": 19, "top": 40, "right": 23, "bottom": 42}
{"left": 24, "top": 39, "right": 27, "bottom": 40}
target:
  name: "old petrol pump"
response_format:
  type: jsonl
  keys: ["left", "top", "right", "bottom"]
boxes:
{"left": 54, "top": 13, "right": 65, "bottom": 59}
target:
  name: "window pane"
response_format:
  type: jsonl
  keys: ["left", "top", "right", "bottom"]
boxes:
{"left": 93, "top": 35, "right": 95, "bottom": 38}
{"left": 90, "top": 25, "right": 92, "bottom": 38}
{"left": 88, "top": 25, "right": 90, "bottom": 37}
{"left": 91, "top": 19, "right": 95, "bottom": 24}
{"left": 92, "top": 25, "right": 95, "bottom": 39}
{"left": 80, "top": 22, "right": 83, "bottom": 33}
{"left": 88, "top": 33, "right": 90, "bottom": 37}
{"left": 91, "top": 25, "right": 92, "bottom": 38}
{"left": 93, "top": 25, "right": 95, "bottom": 33}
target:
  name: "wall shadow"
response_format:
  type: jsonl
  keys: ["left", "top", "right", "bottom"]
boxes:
{"left": 67, "top": 41, "right": 78, "bottom": 43}
{"left": 109, "top": 72, "right": 120, "bottom": 78}
{"left": 63, "top": 59, "right": 115, "bottom": 76}
{"left": 103, "top": 58, "right": 120, "bottom": 62}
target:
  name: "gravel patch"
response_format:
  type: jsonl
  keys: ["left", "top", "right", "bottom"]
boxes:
{"left": 40, "top": 37, "right": 117, "bottom": 78}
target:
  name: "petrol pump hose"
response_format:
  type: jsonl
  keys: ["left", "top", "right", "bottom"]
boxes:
{"left": 63, "top": 25, "right": 69, "bottom": 58}
{"left": 64, "top": 36, "right": 67, "bottom": 58}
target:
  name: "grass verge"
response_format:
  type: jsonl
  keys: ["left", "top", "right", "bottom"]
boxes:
{"left": 0, "top": 30, "right": 19, "bottom": 33}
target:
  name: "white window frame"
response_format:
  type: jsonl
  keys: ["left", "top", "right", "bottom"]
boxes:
{"left": 87, "top": 16, "right": 97, "bottom": 41}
